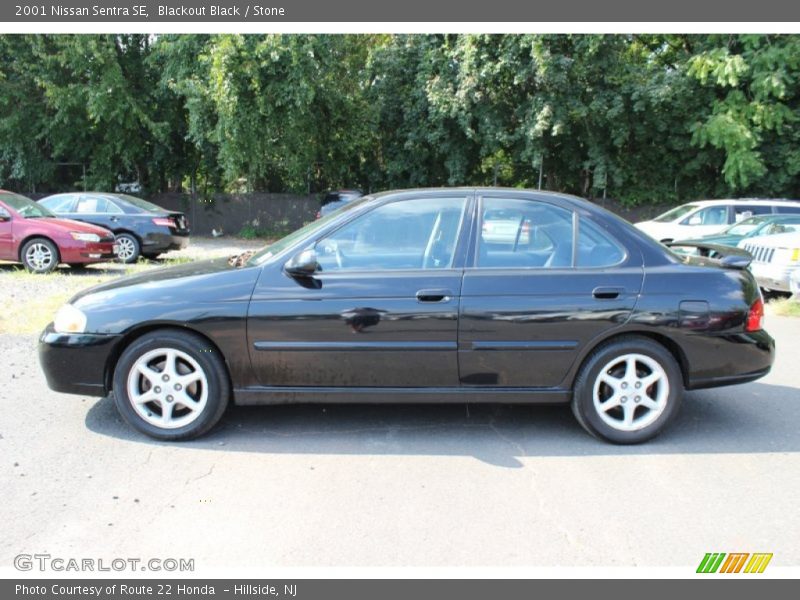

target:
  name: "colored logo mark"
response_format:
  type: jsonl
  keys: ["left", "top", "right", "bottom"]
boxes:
{"left": 697, "top": 552, "right": 773, "bottom": 573}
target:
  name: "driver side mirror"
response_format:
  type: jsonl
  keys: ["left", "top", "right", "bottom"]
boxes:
{"left": 0, "top": 207, "right": 11, "bottom": 222}
{"left": 284, "top": 248, "right": 319, "bottom": 278}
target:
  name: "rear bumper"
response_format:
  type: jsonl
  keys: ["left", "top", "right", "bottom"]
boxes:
{"left": 38, "top": 326, "right": 120, "bottom": 396}
{"left": 141, "top": 230, "right": 190, "bottom": 253}
{"left": 685, "top": 329, "right": 775, "bottom": 390}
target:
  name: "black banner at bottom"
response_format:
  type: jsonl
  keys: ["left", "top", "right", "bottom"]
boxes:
{"left": 2, "top": 579, "right": 795, "bottom": 600}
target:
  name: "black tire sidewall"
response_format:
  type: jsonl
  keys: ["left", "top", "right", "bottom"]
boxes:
{"left": 21, "top": 238, "right": 59, "bottom": 273}
{"left": 112, "top": 330, "right": 230, "bottom": 440}
{"left": 116, "top": 233, "right": 140, "bottom": 263}
{"left": 573, "top": 337, "right": 683, "bottom": 444}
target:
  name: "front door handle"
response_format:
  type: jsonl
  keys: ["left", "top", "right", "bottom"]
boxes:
{"left": 592, "top": 286, "right": 624, "bottom": 300}
{"left": 416, "top": 289, "right": 453, "bottom": 303}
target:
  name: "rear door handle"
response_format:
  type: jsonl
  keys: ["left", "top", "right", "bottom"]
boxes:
{"left": 592, "top": 286, "right": 624, "bottom": 300}
{"left": 416, "top": 289, "right": 453, "bottom": 303}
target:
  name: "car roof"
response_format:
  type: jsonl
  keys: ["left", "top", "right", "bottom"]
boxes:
{"left": 682, "top": 198, "right": 800, "bottom": 206}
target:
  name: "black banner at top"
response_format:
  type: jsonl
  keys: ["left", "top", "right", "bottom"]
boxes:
{"left": 2, "top": 0, "right": 800, "bottom": 23}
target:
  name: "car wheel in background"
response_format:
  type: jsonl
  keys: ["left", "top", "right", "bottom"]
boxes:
{"left": 20, "top": 238, "right": 59, "bottom": 274}
{"left": 112, "top": 329, "right": 230, "bottom": 440}
{"left": 115, "top": 233, "right": 140, "bottom": 263}
{"left": 571, "top": 336, "right": 682, "bottom": 444}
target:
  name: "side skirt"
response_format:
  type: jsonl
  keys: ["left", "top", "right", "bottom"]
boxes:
{"left": 233, "top": 386, "right": 572, "bottom": 406}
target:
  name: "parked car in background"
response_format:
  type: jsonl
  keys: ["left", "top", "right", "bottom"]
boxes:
{"left": 739, "top": 231, "right": 800, "bottom": 293}
{"left": 317, "top": 189, "right": 363, "bottom": 218}
{"left": 39, "top": 188, "right": 773, "bottom": 444}
{"left": 39, "top": 192, "right": 190, "bottom": 263}
{"left": 675, "top": 214, "right": 800, "bottom": 256}
{"left": 635, "top": 199, "right": 800, "bottom": 243}
{"left": 0, "top": 190, "right": 116, "bottom": 273}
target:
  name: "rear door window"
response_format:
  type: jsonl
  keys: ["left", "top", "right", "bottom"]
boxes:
{"left": 476, "top": 197, "right": 574, "bottom": 268}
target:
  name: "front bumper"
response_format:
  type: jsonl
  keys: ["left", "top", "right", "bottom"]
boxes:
{"left": 60, "top": 241, "right": 117, "bottom": 264}
{"left": 38, "top": 326, "right": 121, "bottom": 396}
{"left": 749, "top": 262, "right": 799, "bottom": 292}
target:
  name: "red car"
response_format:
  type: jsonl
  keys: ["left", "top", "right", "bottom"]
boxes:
{"left": 0, "top": 190, "right": 117, "bottom": 273}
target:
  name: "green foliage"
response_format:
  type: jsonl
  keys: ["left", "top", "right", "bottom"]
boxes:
{"left": 238, "top": 219, "right": 292, "bottom": 239}
{"left": 2, "top": 34, "right": 800, "bottom": 205}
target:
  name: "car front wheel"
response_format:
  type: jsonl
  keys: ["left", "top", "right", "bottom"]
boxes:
{"left": 21, "top": 238, "right": 59, "bottom": 273}
{"left": 112, "top": 330, "right": 230, "bottom": 440}
{"left": 571, "top": 336, "right": 682, "bottom": 444}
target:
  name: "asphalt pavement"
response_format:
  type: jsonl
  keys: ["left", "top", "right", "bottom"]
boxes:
{"left": 1, "top": 316, "right": 798, "bottom": 571}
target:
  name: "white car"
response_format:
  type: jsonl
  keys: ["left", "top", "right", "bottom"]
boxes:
{"left": 739, "top": 231, "right": 800, "bottom": 292}
{"left": 635, "top": 199, "right": 800, "bottom": 243}
{"left": 790, "top": 269, "right": 800, "bottom": 297}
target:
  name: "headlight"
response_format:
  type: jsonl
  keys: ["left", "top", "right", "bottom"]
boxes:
{"left": 53, "top": 304, "right": 87, "bottom": 334}
{"left": 70, "top": 232, "right": 101, "bottom": 242}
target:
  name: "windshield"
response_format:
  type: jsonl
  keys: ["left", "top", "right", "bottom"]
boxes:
{"left": 0, "top": 193, "right": 55, "bottom": 218}
{"left": 653, "top": 204, "right": 699, "bottom": 223}
{"left": 114, "top": 194, "right": 166, "bottom": 213}
{"left": 724, "top": 215, "right": 770, "bottom": 236}
{"left": 247, "top": 195, "right": 372, "bottom": 266}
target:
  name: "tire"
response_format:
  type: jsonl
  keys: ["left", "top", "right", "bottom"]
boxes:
{"left": 20, "top": 238, "right": 59, "bottom": 273}
{"left": 115, "top": 233, "right": 140, "bottom": 263}
{"left": 112, "top": 329, "right": 230, "bottom": 440}
{"left": 571, "top": 336, "right": 683, "bottom": 444}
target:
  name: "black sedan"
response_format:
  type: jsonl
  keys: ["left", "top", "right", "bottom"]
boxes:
{"left": 38, "top": 188, "right": 774, "bottom": 444}
{"left": 38, "top": 192, "right": 190, "bottom": 263}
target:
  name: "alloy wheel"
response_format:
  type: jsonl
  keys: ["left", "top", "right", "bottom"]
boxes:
{"left": 592, "top": 353, "right": 669, "bottom": 432}
{"left": 116, "top": 236, "right": 137, "bottom": 262}
{"left": 126, "top": 348, "right": 209, "bottom": 429}
{"left": 25, "top": 242, "right": 55, "bottom": 272}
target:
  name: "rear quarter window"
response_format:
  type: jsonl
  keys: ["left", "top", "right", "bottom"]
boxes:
{"left": 577, "top": 218, "right": 626, "bottom": 267}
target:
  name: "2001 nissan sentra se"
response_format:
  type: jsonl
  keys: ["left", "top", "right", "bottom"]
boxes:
{"left": 39, "top": 188, "right": 775, "bottom": 444}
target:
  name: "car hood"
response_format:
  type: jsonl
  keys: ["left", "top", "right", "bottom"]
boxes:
{"left": 36, "top": 217, "right": 113, "bottom": 236}
{"left": 678, "top": 234, "right": 742, "bottom": 247}
{"left": 634, "top": 221, "right": 669, "bottom": 236}
{"left": 738, "top": 231, "right": 800, "bottom": 248}
{"left": 75, "top": 257, "right": 252, "bottom": 299}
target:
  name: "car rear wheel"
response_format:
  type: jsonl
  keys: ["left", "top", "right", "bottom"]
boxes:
{"left": 115, "top": 233, "right": 140, "bottom": 263}
{"left": 112, "top": 330, "right": 230, "bottom": 440}
{"left": 571, "top": 336, "right": 682, "bottom": 444}
{"left": 21, "top": 238, "right": 59, "bottom": 273}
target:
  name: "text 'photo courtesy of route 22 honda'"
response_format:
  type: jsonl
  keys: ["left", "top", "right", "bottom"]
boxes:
{"left": 38, "top": 189, "right": 775, "bottom": 444}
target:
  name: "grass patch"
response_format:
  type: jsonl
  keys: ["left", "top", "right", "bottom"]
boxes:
{"left": 0, "top": 258, "right": 198, "bottom": 335}
{"left": 0, "top": 290, "right": 74, "bottom": 335}
{"left": 769, "top": 297, "right": 800, "bottom": 317}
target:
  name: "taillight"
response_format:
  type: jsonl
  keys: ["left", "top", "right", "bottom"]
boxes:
{"left": 745, "top": 297, "right": 764, "bottom": 332}
{"left": 152, "top": 217, "right": 175, "bottom": 228}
